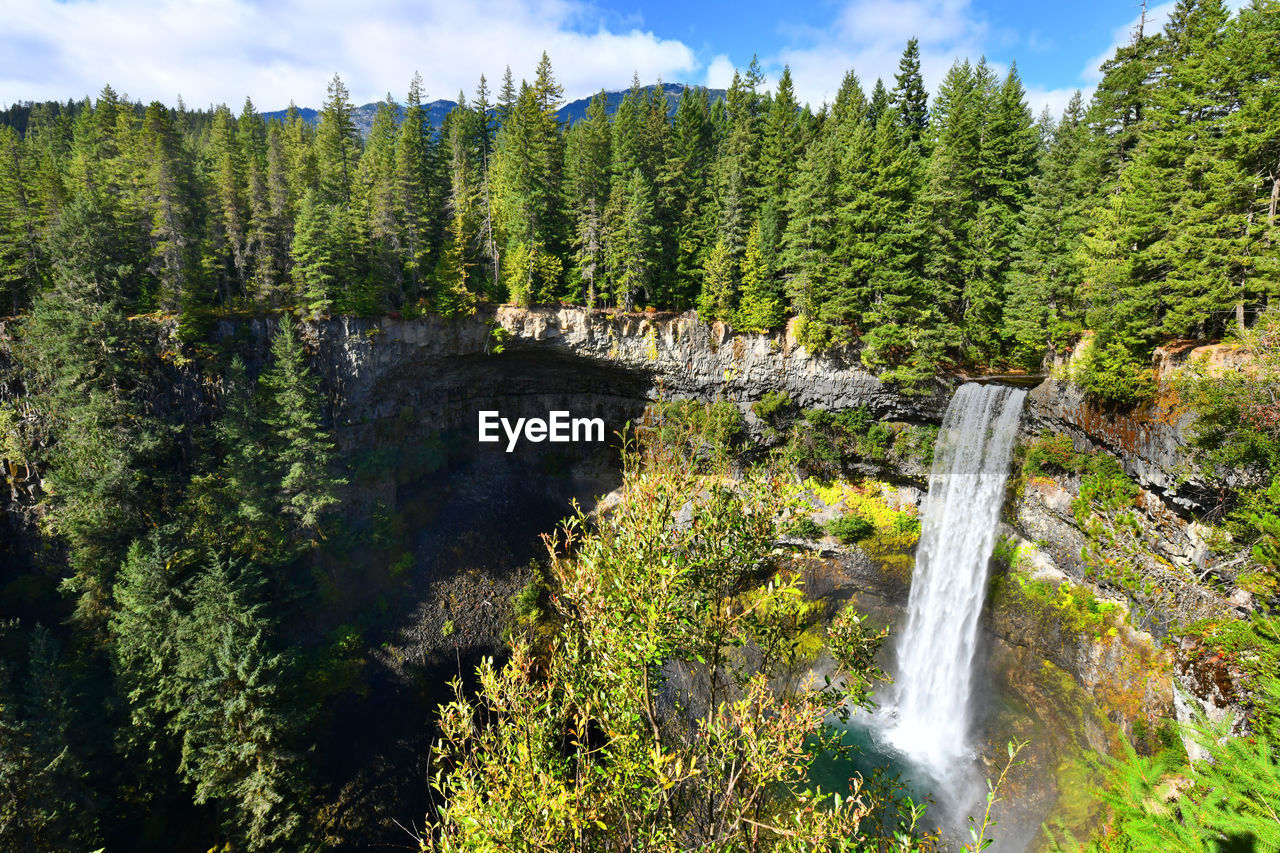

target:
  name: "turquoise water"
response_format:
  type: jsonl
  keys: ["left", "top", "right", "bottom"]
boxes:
{"left": 807, "top": 719, "right": 941, "bottom": 835}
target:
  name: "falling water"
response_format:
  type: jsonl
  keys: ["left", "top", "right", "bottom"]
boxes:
{"left": 885, "top": 382, "right": 1026, "bottom": 778}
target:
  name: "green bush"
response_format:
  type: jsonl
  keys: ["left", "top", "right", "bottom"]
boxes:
{"left": 892, "top": 424, "right": 938, "bottom": 469}
{"left": 788, "top": 405, "right": 893, "bottom": 478}
{"left": 652, "top": 399, "right": 745, "bottom": 454}
{"left": 890, "top": 512, "right": 921, "bottom": 537}
{"left": 752, "top": 390, "right": 794, "bottom": 425}
{"left": 785, "top": 515, "right": 823, "bottom": 539}
{"left": 1072, "top": 338, "right": 1156, "bottom": 408}
{"left": 827, "top": 513, "right": 874, "bottom": 544}
{"left": 1072, "top": 453, "right": 1139, "bottom": 522}
{"left": 1024, "top": 433, "right": 1087, "bottom": 477}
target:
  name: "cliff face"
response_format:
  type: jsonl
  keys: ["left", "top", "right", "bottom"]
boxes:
{"left": 283, "top": 307, "right": 951, "bottom": 441}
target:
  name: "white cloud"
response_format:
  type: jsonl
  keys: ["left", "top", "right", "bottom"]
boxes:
{"left": 1024, "top": 85, "right": 1085, "bottom": 121}
{"left": 766, "top": 0, "right": 992, "bottom": 108}
{"left": 704, "top": 54, "right": 737, "bottom": 90}
{"left": 0, "top": 0, "right": 699, "bottom": 109}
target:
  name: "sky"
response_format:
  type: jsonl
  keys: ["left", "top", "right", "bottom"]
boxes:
{"left": 0, "top": 0, "right": 1232, "bottom": 119}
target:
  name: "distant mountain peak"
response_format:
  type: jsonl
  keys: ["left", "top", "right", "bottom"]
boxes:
{"left": 260, "top": 83, "right": 726, "bottom": 136}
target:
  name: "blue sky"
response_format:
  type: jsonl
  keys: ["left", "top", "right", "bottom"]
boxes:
{"left": 0, "top": 0, "right": 1213, "bottom": 117}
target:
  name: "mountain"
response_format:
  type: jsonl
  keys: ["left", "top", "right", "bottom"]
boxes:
{"left": 260, "top": 83, "right": 726, "bottom": 136}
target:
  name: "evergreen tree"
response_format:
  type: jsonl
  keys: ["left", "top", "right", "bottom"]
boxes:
{"left": 283, "top": 102, "right": 319, "bottom": 200}
{"left": 605, "top": 167, "right": 660, "bottom": 310}
{"left": 697, "top": 238, "right": 736, "bottom": 322}
{"left": 208, "top": 104, "right": 249, "bottom": 302}
{"left": 859, "top": 113, "right": 939, "bottom": 387}
{"left": 964, "top": 63, "right": 1038, "bottom": 358}
{"left": 891, "top": 38, "right": 930, "bottom": 145}
{"left": 735, "top": 222, "right": 782, "bottom": 331}
{"left": 492, "top": 60, "right": 566, "bottom": 296}
{"left": 759, "top": 66, "right": 804, "bottom": 273}
{"left": 355, "top": 94, "right": 400, "bottom": 312}
{"left": 175, "top": 556, "right": 306, "bottom": 851}
{"left": 436, "top": 98, "right": 482, "bottom": 316}
{"left": 0, "top": 126, "right": 45, "bottom": 311}
{"left": 867, "top": 78, "right": 890, "bottom": 128}
{"left": 138, "top": 102, "right": 198, "bottom": 316}
{"left": 1004, "top": 91, "right": 1091, "bottom": 361}
{"left": 315, "top": 74, "right": 360, "bottom": 207}
{"left": 782, "top": 125, "right": 844, "bottom": 349}
{"left": 258, "top": 314, "right": 343, "bottom": 542}
{"left": 395, "top": 73, "right": 438, "bottom": 305}
{"left": 472, "top": 74, "right": 501, "bottom": 299}
{"left": 21, "top": 205, "right": 174, "bottom": 623}
{"left": 668, "top": 86, "right": 716, "bottom": 307}
{"left": 566, "top": 91, "right": 611, "bottom": 306}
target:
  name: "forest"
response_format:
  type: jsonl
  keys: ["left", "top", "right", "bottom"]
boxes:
{"left": 0, "top": 0, "right": 1278, "bottom": 850}
{"left": 0, "top": 0, "right": 1274, "bottom": 395}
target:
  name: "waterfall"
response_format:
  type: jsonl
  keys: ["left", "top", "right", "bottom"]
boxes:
{"left": 886, "top": 382, "right": 1026, "bottom": 777}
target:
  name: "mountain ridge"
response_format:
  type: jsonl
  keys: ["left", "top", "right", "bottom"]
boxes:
{"left": 259, "top": 83, "right": 727, "bottom": 136}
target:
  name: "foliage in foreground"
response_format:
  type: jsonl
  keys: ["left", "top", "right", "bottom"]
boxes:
{"left": 421, "top": 441, "right": 917, "bottom": 851}
{"left": 1052, "top": 667, "right": 1280, "bottom": 853}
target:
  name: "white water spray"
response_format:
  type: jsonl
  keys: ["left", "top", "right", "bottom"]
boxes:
{"left": 886, "top": 382, "right": 1026, "bottom": 777}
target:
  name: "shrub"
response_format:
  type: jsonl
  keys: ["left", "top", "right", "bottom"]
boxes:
{"left": 785, "top": 515, "right": 823, "bottom": 539}
{"left": 827, "top": 513, "right": 874, "bottom": 544}
{"left": 752, "top": 390, "right": 794, "bottom": 425}
{"left": 1072, "top": 338, "right": 1156, "bottom": 408}
{"left": 651, "top": 399, "right": 745, "bottom": 456}
{"left": 893, "top": 424, "right": 938, "bottom": 469}
{"left": 890, "top": 512, "right": 921, "bottom": 537}
{"left": 1023, "top": 433, "right": 1087, "bottom": 478}
{"left": 1072, "top": 453, "right": 1139, "bottom": 522}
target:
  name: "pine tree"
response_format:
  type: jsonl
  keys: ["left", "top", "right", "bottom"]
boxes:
{"left": 782, "top": 126, "right": 844, "bottom": 350}
{"left": 1004, "top": 91, "right": 1091, "bottom": 361}
{"left": 290, "top": 189, "right": 341, "bottom": 315}
{"left": 315, "top": 74, "right": 360, "bottom": 207}
{"left": 0, "top": 126, "right": 45, "bottom": 312}
{"left": 355, "top": 94, "right": 400, "bottom": 312}
{"left": 566, "top": 91, "right": 611, "bottom": 306}
{"left": 21, "top": 211, "right": 174, "bottom": 623}
{"left": 716, "top": 58, "right": 767, "bottom": 264}
{"left": 759, "top": 66, "right": 804, "bottom": 273}
{"left": 258, "top": 314, "right": 344, "bottom": 542}
{"left": 436, "top": 99, "right": 481, "bottom": 316}
{"left": 892, "top": 38, "right": 930, "bottom": 145}
{"left": 209, "top": 104, "right": 249, "bottom": 302}
{"left": 867, "top": 78, "right": 890, "bottom": 127}
{"left": 668, "top": 86, "right": 716, "bottom": 307}
{"left": 497, "top": 66, "right": 517, "bottom": 123}
{"left": 964, "top": 63, "right": 1038, "bottom": 358}
{"left": 283, "top": 102, "right": 319, "bottom": 200}
{"left": 395, "top": 73, "right": 438, "bottom": 305}
{"left": 919, "top": 58, "right": 995, "bottom": 353}
{"left": 492, "top": 65, "right": 566, "bottom": 296}
{"left": 138, "top": 102, "right": 198, "bottom": 317}
{"left": 175, "top": 556, "right": 306, "bottom": 851}
{"left": 606, "top": 167, "right": 660, "bottom": 310}
{"left": 859, "top": 112, "right": 938, "bottom": 387}
{"left": 697, "top": 238, "right": 736, "bottom": 322}
{"left": 473, "top": 74, "right": 501, "bottom": 299}
{"left": 735, "top": 223, "right": 782, "bottom": 331}
{"left": 254, "top": 120, "right": 293, "bottom": 304}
